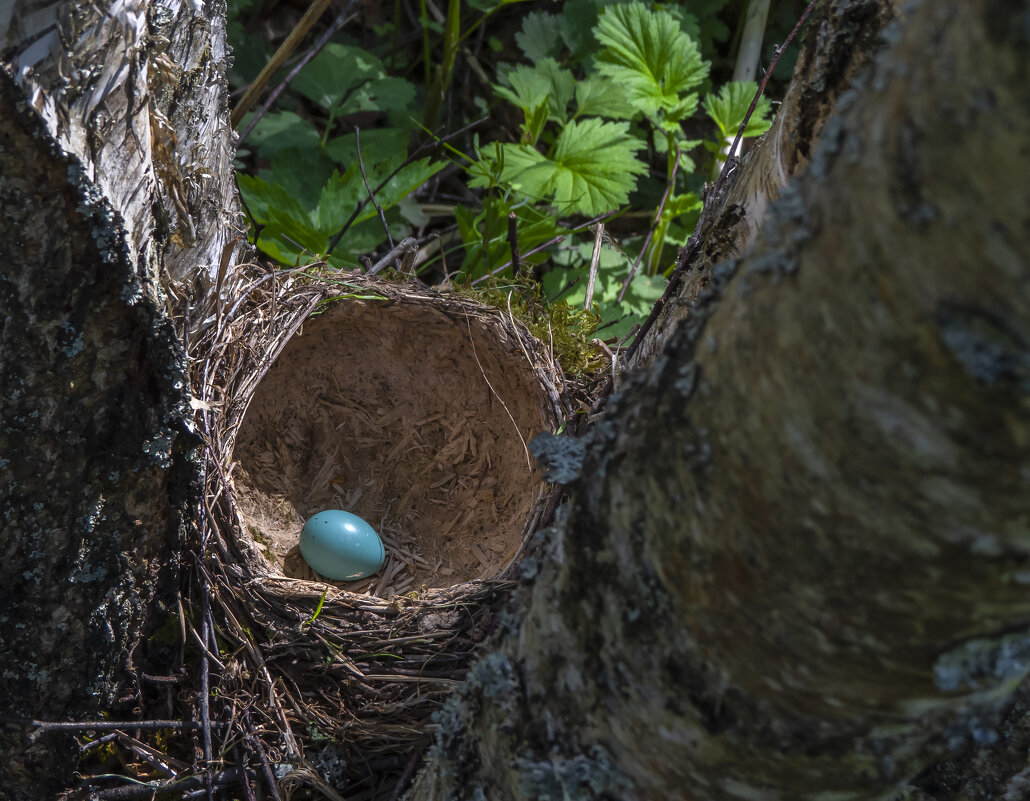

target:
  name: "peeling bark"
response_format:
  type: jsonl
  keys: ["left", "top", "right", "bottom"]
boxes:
{"left": 411, "top": 1, "right": 1030, "bottom": 798}
{"left": 0, "top": 0, "right": 240, "bottom": 795}
{"left": 1, "top": 0, "right": 247, "bottom": 326}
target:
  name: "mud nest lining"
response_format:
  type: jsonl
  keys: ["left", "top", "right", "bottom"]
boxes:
{"left": 230, "top": 282, "right": 561, "bottom": 596}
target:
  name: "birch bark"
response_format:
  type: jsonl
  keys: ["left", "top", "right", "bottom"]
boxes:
{"left": 1, "top": 1, "right": 239, "bottom": 795}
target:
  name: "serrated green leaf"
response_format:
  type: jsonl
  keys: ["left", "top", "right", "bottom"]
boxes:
{"left": 291, "top": 44, "right": 414, "bottom": 121}
{"left": 662, "top": 8, "right": 701, "bottom": 46}
{"left": 515, "top": 11, "right": 563, "bottom": 61}
{"left": 557, "top": 0, "right": 605, "bottom": 61}
{"left": 314, "top": 166, "right": 365, "bottom": 233}
{"left": 314, "top": 158, "right": 444, "bottom": 233}
{"left": 536, "top": 59, "right": 575, "bottom": 123}
{"left": 593, "top": 2, "right": 708, "bottom": 122}
{"left": 238, "top": 174, "right": 328, "bottom": 263}
{"left": 496, "top": 59, "right": 574, "bottom": 126}
{"left": 495, "top": 64, "right": 552, "bottom": 119}
{"left": 574, "top": 75, "right": 638, "bottom": 120}
{"left": 373, "top": 157, "right": 446, "bottom": 210}
{"left": 497, "top": 118, "right": 647, "bottom": 216}
{"left": 292, "top": 43, "right": 386, "bottom": 111}
{"left": 237, "top": 174, "right": 309, "bottom": 228}
{"left": 702, "top": 81, "right": 773, "bottom": 142}
{"left": 664, "top": 192, "right": 703, "bottom": 220}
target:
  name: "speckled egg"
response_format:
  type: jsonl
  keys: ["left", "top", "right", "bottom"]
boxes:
{"left": 300, "top": 510, "right": 385, "bottom": 581}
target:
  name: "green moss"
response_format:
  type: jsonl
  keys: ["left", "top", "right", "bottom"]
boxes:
{"left": 452, "top": 277, "right": 605, "bottom": 377}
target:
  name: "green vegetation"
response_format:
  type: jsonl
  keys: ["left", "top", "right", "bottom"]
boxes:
{"left": 228, "top": 0, "right": 783, "bottom": 361}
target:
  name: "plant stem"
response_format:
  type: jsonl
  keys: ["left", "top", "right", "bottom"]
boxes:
{"left": 230, "top": 0, "right": 335, "bottom": 128}
{"left": 733, "top": 0, "right": 772, "bottom": 83}
{"left": 420, "top": 0, "right": 432, "bottom": 89}
{"left": 423, "top": 0, "right": 462, "bottom": 132}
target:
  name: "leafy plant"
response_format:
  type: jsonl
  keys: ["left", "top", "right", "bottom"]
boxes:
{"left": 701, "top": 80, "right": 774, "bottom": 178}
{"left": 227, "top": 0, "right": 782, "bottom": 353}
{"left": 235, "top": 43, "right": 444, "bottom": 268}
{"left": 470, "top": 118, "right": 648, "bottom": 217}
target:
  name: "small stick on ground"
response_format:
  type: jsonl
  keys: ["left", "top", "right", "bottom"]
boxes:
{"left": 369, "top": 237, "right": 418, "bottom": 276}
{"left": 388, "top": 750, "right": 422, "bottom": 801}
{"left": 245, "top": 720, "right": 284, "bottom": 801}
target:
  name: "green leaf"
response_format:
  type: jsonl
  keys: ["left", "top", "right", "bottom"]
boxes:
{"left": 496, "top": 59, "right": 574, "bottom": 126}
{"left": 324, "top": 128, "right": 410, "bottom": 169}
{"left": 593, "top": 2, "right": 708, "bottom": 122}
{"left": 494, "top": 59, "right": 575, "bottom": 142}
{"left": 495, "top": 64, "right": 552, "bottom": 120}
{"left": 314, "top": 158, "right": 443, "bottom": 234}
{"left": 515, "top": 11, "right": 563, "bottom": 61}
{"left": 574, "top": 75, "right": 638, "bottom": 120}
{"left": 244, "top": 111, "right": 321, "bottom": 158}
{"left": 557, "top": 0, "right": 606, "bottom": 61}
{"left": 237, "top": 174, "right": 328, "bottom": 264}
{"left": 467, "top": 139, "right": 503, "bottom": 191}
{"left": 337, "top": 75, "right": 416, "bottom": 117}
{"left": 373, "top": 157, "right": 446, "bottom": 211}
{"left": 314, "top": 166, "right": 365, "bottom": 233}
{"left": 496, "top": 118, "right": 648, "bottom": 216}
{"left": 292, "top": 43, "right": 387, "bottom": 111}
{"left": 702, "top": 81, "right": 773, "bottom": 142}
{"left": 259, "top": 147, "right": 336, "bottom": 210}
{"left": 455, "top": 197, "right": 567, "bottom": 278}
{"left": 536, "top": 59, "right": 575, "bottom": 124}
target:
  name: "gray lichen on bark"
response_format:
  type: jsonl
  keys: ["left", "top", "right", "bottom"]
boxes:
{"left": 410, "top": 1, "right": 1030, "bottom": 799}
{"left": 0, "top": 69, "right": 196, "bottom": 798}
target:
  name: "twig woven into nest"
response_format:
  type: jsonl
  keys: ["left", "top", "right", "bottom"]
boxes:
{"left": 184, "top": 265, "right": 568, "bottom": 797}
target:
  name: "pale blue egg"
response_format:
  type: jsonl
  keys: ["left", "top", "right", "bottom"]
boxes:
{"left": 300, "top": 510, "right": 385, "bottom": 581}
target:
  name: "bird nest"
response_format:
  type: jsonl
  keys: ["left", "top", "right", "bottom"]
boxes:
{"left": 186, "top": 266, "right": 567, "bottom": 798}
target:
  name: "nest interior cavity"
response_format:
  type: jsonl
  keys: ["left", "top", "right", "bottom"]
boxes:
{"left": 230, "top": 282, "right": 560, "bottom": 596}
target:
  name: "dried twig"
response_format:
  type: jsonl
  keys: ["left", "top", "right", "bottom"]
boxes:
{"left": 231, "top": 0, "right": 335, "bottom": 127}
{"left": 369, "top": 237, "right": 417, "bottom": 276}
{"left": 584, "top": 223, "right": 604, "bottom": 310}
{"left": 506, "top": 212, "right": 522, "bottom": 277}
{"left": 356, "top": 127, "right": 394, "bottom": 251}
{"left": 617, "top": 143, "right": 680, "bottom": 304}
{"left": 238, "top": 7, "right": 358, "bottom": 143}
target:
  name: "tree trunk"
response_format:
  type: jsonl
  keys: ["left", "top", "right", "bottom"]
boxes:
{"left": 2, "top": 0, "right": 1028, "bottom": 799}
{"left": 410, "top": 1, "right": 1030, "bottom": 799}
{"left": 0, "top": 1, "right": 239, "bottom": 796}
